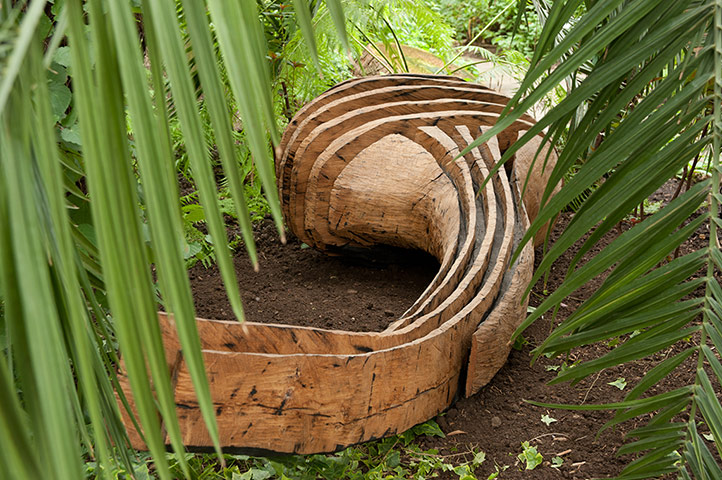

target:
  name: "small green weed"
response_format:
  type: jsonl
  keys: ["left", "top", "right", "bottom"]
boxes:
{"left": 624, "top": 198, "right": 664, "bottom": 222}
{"left": 559, "top": 359, "right": 580, "bottom": 374}
{"left": 180, "top": 185, "right": 269, "bottom": 268}
{"left": 517, "top": 441, "right": 543, "bottom": 470}
{"left": 540, "top": 414, "right": 557, "bottom": 426}
{"left": 512, "top": 334, "right": 528, "bottom": 351}
{"left": 87, "top": 420, "right": 493, "bottom": 479}
{"left": 608, "top": 377, "right": 627, "bottom": 390}
{"left": 485, "top": 462, "right": 509, "bottom": 479}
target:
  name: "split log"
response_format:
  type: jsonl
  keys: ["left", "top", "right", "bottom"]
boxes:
{"left": 118, "top": 74, "right": 557, "bottom": 454}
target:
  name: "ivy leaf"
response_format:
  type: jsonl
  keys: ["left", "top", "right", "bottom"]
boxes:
{"left": 473, "top": 451, "right": 486, "bottom": 467}
{"left": 37, "top": 12, "right": 53, "bottom": 40}
{"left": 411, "top": 420, "right": 445, "bottom": 438}
{"left": 47, "top": 62, "right": 68, "bottom": 84}
{"left": 53, "top": 46, "right": 72, "bottom": 68}
{"left": 608, "top": 377, "right": 627, "bottom": 390}
{"left": 232, "top": 466, "right": 278, "bottom": 480}
{"left": 551, "top": 456, "right": 564, "bottom": 468}
{"left": 182, "top": 242, "right": 202, "bottom": 260}
{"left": 51, "top": 0, "right": 66, "bottom": 16}
{"left": 386, "top": 450, "right": 401, "bottom": 468}
{"left": 48, "top": 62, "right": 70, "bottom": 122}
{"left": 454, "top": 464, "right": 474, "bottom": 478}
{"left": 48, "top": 82, "right": 71, "bottom": 122}
{"left": 182, "top": 204, "right": 206, "bottom": 223}
{"left": 398, "top": 429, "right": 416, "bottom": 446}
{"left": 518, "top": 442, "right": 543, "bottom": 470}
{"left": 132, "top": 463, "right": 150, "bottom": 480}
{"left": 541, "top": 414, "right": 558, "bottom": 426}
{"left": 60, "top": 124, "right": 82, "bottom": 146}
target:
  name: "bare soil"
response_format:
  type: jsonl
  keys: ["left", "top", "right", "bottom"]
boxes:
{"left": 189, "top": 222, "right": 438, "bottom": 332}
{"left": 187, "top": 179, "right": 713, "bottom": 479}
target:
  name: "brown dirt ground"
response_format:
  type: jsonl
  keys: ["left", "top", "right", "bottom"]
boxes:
{"left": 187, "top": 179, "right": 717, "bottom": 479}
{"left": 189, "top": 222, "right": 438, "bottom": 332}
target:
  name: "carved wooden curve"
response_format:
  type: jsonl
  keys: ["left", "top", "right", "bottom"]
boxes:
{"left": 118, "top": 74, "right": 557, "bottom": 454}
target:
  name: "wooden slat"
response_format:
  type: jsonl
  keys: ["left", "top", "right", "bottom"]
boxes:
{"left": 288, "top": 104, "right": 526, "bottom": 249}
{"left": 466, "top": 179, "right": 534, "bottom": 395}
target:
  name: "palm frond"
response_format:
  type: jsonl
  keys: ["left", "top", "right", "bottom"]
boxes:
{"left": 475, "top": 0, "right": 722, "bottom": 477}
{"left": 0, "top": 1, "right": 346, "bottom": 478}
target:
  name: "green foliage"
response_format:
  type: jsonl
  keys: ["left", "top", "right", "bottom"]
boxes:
{"left": 274, "top": 0, "right": 457, "bottom": 109}
{"left": 469, "top": 0, "right": 722, "bottom": 477}
{"left": 427, "top": 0, "right": 540, "bottom": 55}
{"left": 608, "top": 377, "right": 627, "bottom": 390}
{"left": 83, "top": 421, "right": 486, "bottom": 480}
{"left": 181, "top": 185, "right": 270, "bottom": 268}
{"left": 540, "top": 414, "right": 557, "bottom": 426}
{"left": 516, "top": 441, "right": 543, "bottom": 470}
{"left": 270, "top": 1, "right": 354, "bottom": 114}
{"left": 0, "top": 1, "right": 346, "bottom": 478}
{"left": 359, "top": 0, "right": 455, "bottom": 57}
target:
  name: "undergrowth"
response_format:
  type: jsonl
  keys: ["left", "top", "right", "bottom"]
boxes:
{"left": 426, "top": 0, "right": 540, "bottom": 55}
{"left": 84, "top": 421, "right": 494, "bottom": 480}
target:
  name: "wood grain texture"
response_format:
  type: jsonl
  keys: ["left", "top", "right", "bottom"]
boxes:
{"left": 118, "top": 75, "right": 556, "bottom": 454}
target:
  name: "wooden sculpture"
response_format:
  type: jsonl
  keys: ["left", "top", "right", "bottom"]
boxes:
{"left": 118, "top": 74, "right": 557, "bottom": 454}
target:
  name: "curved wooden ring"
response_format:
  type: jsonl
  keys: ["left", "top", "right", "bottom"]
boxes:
{"left": 118, "top": 75, "right": 553, "bottom": 454}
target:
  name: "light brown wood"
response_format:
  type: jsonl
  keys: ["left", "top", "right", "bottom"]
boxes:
{"left": 465, "top": 181, "right": 535, "bottom": 396}
{"left": 514, "top": 134, "right": 562, "bottom": 246}
{"left": 118, "top": 75, "right": 556, "bottom": 454}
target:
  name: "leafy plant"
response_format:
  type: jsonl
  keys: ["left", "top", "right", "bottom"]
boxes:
{"left": 348, "top": 0, "right": 456, "bottom": 61}
{"left": 111, "top": 420, "right": 481, "bottom": 480}
{"left": 517, "top": 441, "right": 543, "bottom": 470}
{"left": 0, "top": 1, "right": 346, "bottom": 479}
{"left": 540, "top": 414, "right": 557, "bottom": 426}
{"left": 428, "top": 0, "right": 541, "bottom": 55}
{"left": 608, "top": 377, "right": 627, "bottom": 391}
{"left": 470, "top": 0, "right": 722, "bottom": 477}
{"left": 271, "top": 0, "right": 355, "bottom": 111}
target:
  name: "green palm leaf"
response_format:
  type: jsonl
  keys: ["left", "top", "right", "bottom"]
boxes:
{"left": 2, "top": 68, "right": 82, "bottom": 480}
{"left": 498, "top": 0, "right": 722, "bottom": 477}
{"left": 0, "top": 0, "right": 346, "bottom": 478}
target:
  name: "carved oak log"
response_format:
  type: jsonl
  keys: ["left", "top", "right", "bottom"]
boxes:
{"left": 117, "top": 74, "right": 555, "bottom": 454}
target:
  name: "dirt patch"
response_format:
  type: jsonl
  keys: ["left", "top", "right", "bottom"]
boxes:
{"left": 187, "top": 178, "right": 713, "bottom": 479}
{"left": 188, "top": 220, "right": 438, "bottom": 332}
